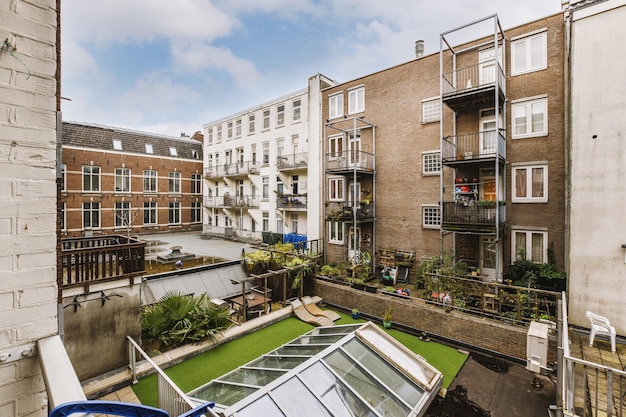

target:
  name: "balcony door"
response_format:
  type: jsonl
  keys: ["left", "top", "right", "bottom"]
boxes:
{"left": 348, "top": 132, "right": 361, "bottom": 166}
{"left": 479, "top": 237, "right": 501, "bottom": 281}
{"left": 348, "top": 227, "right": 361, "bottom": 261}
{"left": 479, "top": 47, "right": 502, "bottom": 86}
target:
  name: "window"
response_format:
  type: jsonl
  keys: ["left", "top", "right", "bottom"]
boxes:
{"left": 169, "top": 147, "right": 178, "bottom": 157}
{"left": 112, "top": 139, "right": 122, "bottom": 150}
{"left": 82, "top": 202, "right": 100, "bottom": 229}
{"left": 143, "top": 170, "right": 157, "bottom": 193}
{"left": 143, "top": 202, "right": 157, "bottom": 226}
{"left": 168, "top": 202, "right": 181, "bottom": 224}
{"left": 277, "top": 104, "right": 285, "bottom": 126}
{"left": 291, "top": 213, "right": 298, "bottom": 234}
{"left": 235, "top": 119, "right": 242, "bottom": 137}
{"left": 60, "top": 164, "right": 66, "bottom": 192}
{"left": 217, "top": 125, "right": 222, "bottom": 142}
{"left": 168, "top": 172, "right": 181, "bottom": 194}
{"left": 422, "top": 205, "right": 441, "bottom": 228}
{"left": 512, "top": 97, "right": 547, "bottom": 138}
{"left": 145, "top": 143, "right": 154, "bottom": 154}
{"left": 276, "top": 138, "right": 284, "bottom": 158}
{"left": 329, "top": 221, "right": 344, "bottom": 243}
{"left": 114, "top": 201, "right": 131, "bottom": 228}
{"left": 115, "top": 168, "right": 131, "bottom": 193}
{"left": 328, "top": 177, "right": 345, "bottom": 201}
{"left": 262, "top": 141, "right": 269, "bottom": 164}
{"left": 263, "top": 109, "right": 270, "bottom": 130}
{"left": 207, "top": 128, "right": 213, "bottom": 145}
{"left": 227, "top": 121, "right": 233, "bottom": 139}
{"left": 348, "top": 87, "right": 364, "bottom": 114}
{"left": 82, "top": 165, "right": 100, "bottom": 193}
{"left": 422, "top": 97, "right": 441, "bottom": 123}
{"left": 328, "top": 135, "right": 344, "bottom": 158}
{"left": 262, "top": 176, "right": 269, "bottom": 199}
{"left": 191, "top": 149, "right": 200, "bottom": 159}
{"left": 512, "top": 163, "right": 548, "bottom": 203}
{"left": 262, "top": 212, "right": 269, "bottom": 232}
{"left": 60, "top": 202, "right": 66, "bottom": 231}
{"left": 512, "top": 230, "right": 547, "bottom": 263}
{"left": 191, "top": 173, "right": 201, "bottom": 194}
{"left": 248, "top": 115, "right": 255, "bottom": 134}
{"left": 422, "top": 151, "right": 441, "bottom": 175}
{"left": 512, "top": 31, "right": 547, "bottom": 75}
{"left": 292, "top": 99, "right": 301, "bottom": 121}
{"left": 329, "top": 93, "right": 343, "bottom": 119}
{"left": 191, "top": 202, "right": 201, "bottom": 223}
{"left": 276, "top": 218, "right": 283, "bottom": 234}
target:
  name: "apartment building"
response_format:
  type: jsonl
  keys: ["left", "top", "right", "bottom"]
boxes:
{"left": 321, "top": 12, "right": 566, "bottom": 282}
{"left": 202, "top": 74, "right": 335, "bottom": 243}
{"left": 60, "top": 122, "right": 204, "bottom": 237}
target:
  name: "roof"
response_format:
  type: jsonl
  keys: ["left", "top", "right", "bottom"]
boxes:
{"left": 62, "top": 121, "right": 203, "bottom": 161}
{"left": 188, "top": 322, "right": 444, "bottom": 417}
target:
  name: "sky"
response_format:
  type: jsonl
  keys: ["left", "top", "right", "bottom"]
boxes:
{"left": 61, "top": 0, "right": 562, "bottom": 137}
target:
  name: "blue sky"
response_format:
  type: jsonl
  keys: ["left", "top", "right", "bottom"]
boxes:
{"left": 61, "top": 0, "right": 562, "bottom": 137}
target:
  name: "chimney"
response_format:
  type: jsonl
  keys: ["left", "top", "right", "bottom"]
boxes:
{"left": 415, "top": 40, "right": 424, "bottom": 58}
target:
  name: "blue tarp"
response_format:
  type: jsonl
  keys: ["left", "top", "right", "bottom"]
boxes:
{"left": 284, "top": 233, "right": 307, "bottom": 250}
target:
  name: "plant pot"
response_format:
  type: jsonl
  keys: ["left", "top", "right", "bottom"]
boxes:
{"left": 383, "top": 321, "right": 392, "bottom": 329}
{"left": 351, "top": 313, "right": 360, "bottom": 319}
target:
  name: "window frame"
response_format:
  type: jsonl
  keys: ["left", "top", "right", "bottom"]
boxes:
{"left": 191, "top": 201, "right": 201, "bottom": 223}
{"left": 329, "top": 93, "right": 344, "bottom": 119}
{"left": 511, "top": 229, "right": 548, "bottom": 263}
{"left": 422, "top": 151, "right": 441, "bottom": 176}
{"left": 511, "top": 30, "right": 547, "bottom": 76}
{"left": 328, "top": 177, "right": 345, "bottom": 201}
{"left": 82, "top": 201, "right": 101, "bottom": 230}
{"left": 276, "top": 104, "right": 285, "bottom": 126}
{"left": 235, "top": 119, "right": 242, "bottom": 137}
{"left": 145, "top": 143, "right": 154, "bottom": 154}
{"left": 262, "top": 141, "right": 270, "bottom": 165}
{"left": 328, "top": 221, "right": 344, "bottom": 244}
{"left": 191, "top": 173, "right": 202, "bottom": 194}
{"left": 248, "top": 115, "right": 255, "bottom": 134}
{"left": 422, "top": 205, "right": 441, "bottom": 229}
{"left": 348, "top": 86, "right": 365, "bottom": 115}
{"left": 82, "top": 165, "right": 101, "bottom": 193}
{"left": 168, "top": 171, "right": 182, "bottom": 194}
{"left": 143, "top": 201, "right": 158, "bottom": 226}
{"left": 169, "top": 147, "right": 178, "bottom": 157}
{"left": 292, "top": 99, "right": 301, "bottom": 122}
{"left": 114, "top": 201, "right": 131, "bottom": 228}
{"left": 143, "top": 170, "right": 158, "bottom": 193}
{"left": 114, "top": 167, "right": 131, "bottom": 193}
{"left": 262, "top": 176, "right": 269, "bottom": 199}
{"left": 263, "top": 109, "right": 270, "bottom": 130}
{"left": 511, "top": 163, "right": 548, "bottom": 203}
{"left": 421, "top": 96, "right": 441, "bottom": 123}
{"left": 512, "top": 96, "right": 548, "bottom": 139}
{"left": 168, "top": 201, "right": 181, "bottom": 225}
{"left": 112, "top": 139, "right": 123, "bottom": 151}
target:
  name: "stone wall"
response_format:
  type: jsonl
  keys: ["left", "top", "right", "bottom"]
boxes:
{"left": 315, "top": 280, "right": 557, "bottom": 363}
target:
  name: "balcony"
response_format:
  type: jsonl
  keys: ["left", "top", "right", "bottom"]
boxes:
{"left": 205, "top": 195, "right": 259, "bottom": 209}
{"left": 60, "top": 235, "right": 146, "bottom": 289}
{"left": 441, "top": 201, "right": 505, "bottom": 233}
{"left": 326, "top": 201, "right": 375, "bottom": 222}
{"left": 325, "top": 150, "right": 374, "bottom": 174}
{"left": 441, "top": 130, "right": 506, "bottom": 165}
{"left": 276, "top": 194, "right": 307, "bottom": 210}
{"left": 204, "top": 161, "right": 260, "bottom": 179}
{"left": 441, "top": 60, "right": 506, "bottom": 111}
{"left": 276, "top": 152, "right": 308, "bottom": 171}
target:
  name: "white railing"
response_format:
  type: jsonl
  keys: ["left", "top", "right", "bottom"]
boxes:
{"left": 127, "top": 336, "right": 219, "bottom": 417}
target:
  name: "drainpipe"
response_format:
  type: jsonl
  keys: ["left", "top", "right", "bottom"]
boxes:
{"left": 352, "top": 117, "right": 358, "bottom": 261}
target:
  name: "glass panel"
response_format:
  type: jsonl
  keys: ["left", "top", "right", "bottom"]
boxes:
{"left": 293, "top": 334, "right": 344, "bottom": 345}
{"left": 531, "top": 167, "right": 544, "bottom": 197}
{"left": 301, "top": 362, "right": 377, "bottom": 417}
{"left": 514, "top": 105, "right": 526, "bottom": 135}
{"left": 514, "top": 41, "right": 526, "bottom": 73}
{"left": 237, "top": 395, "right": 284, "bottom": 417}
{"left": 531, "top": 101, "right": 545, "bottom": 133}
{"left": 531, "top": 233, "right": 544, "bottom": 263}
{"left": 273, "top": 377, "right": 333, "bottom": 417}
{"left": 249, "top": 356, "right": 308, "bottom": 370}
{"left": 274, "top": 345, "right": 328, "bottom": 356}
{"left": 482, "top": 239, "right": 496, "bottom": 270}
{"left": 325, "top": 350, "right": 410, "bottom": 416}
{"left": 191, "top": 381, "right": 257, "bottom": 406}
{"left": 343, "top": 338, "right": 424, "bottom": 406}
{"left": 530, "top": 35, "right": 544, "bottom": 68}
{"left": 220, "top": 368, "right": 285, "bottom": 386}
{"left": 515, "top": 169, "right": 527, "bottom": 198}
{"left": 515, "top": 232, "right": 526, "bottom": 260}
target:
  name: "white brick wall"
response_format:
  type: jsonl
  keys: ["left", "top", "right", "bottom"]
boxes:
{"left": 0, "top": 0, "right": 58, "bottom": 415}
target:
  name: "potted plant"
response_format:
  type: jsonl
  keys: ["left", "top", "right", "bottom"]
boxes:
{"left": 351, "top": 308, "right": 360, "bottom": 319}
{"left": 383, "top": 306, "right": 392, "bottom": 329}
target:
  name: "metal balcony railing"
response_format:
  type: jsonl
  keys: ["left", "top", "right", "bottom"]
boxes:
{"left": 442, "top": 60, "right": 506, "bottom": 97}
{"left": 277, "top": 152, "right": 308, "bottom": 170}
{"left": 442, "top": 201, "right": 505, "bottom": 230}
{"left": 204, "top": 161, "right": 260, "bottom": 179}
{"left": 60, "top": 235, "right": 146, "bottom": 288}
{"left": 325, "top": 150, "right": 374, "bottom": 172}
{"left": 204, "top": 195, "right": 259, "bottom": 208}
{"left": 326, "top": 201, "right": 375, "bottom": 221}
{"left": 276, "top": 194, "right": 308, "bottom": 209}
{"left": 442, "top": 130, "right": 506, "bottom": 162}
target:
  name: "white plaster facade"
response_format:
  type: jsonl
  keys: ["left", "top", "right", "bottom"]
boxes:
{"left": 0, "top": 1, "right": 59, "bottom": 415}
{"left": 202, "top": 74, "right": 335, "bottom": 243}
{"left": 566, "top": 0, "right": 626, "bottom": 334}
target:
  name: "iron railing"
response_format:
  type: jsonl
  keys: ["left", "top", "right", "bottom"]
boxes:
{"left": 204, "top": 161, "right": 260, "bottom": 178}
{"left": 276, "top": 193, "right": 308, "bottom": 209}
{"left": 441, "top": 201, "right": 505, "bottom": 229}
{"left": 325, "top": 150, "right": 374, "bottom": 172}
{"left": 441, "top": 130, "right": 506, "bottom": 162}
{"left": 277, "top": 152, "right": 308, "bottom": 169}
{"left": 442, "top": 60, "right": 506, "bottom": 96}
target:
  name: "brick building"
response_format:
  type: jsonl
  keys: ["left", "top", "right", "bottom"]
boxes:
{"left": 321, "top": 12, "right": 567, "bottom": 282}
{"left": 61, "top": 122, "right": 204, "bottom": 237}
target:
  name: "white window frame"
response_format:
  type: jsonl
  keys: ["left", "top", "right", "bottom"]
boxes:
{"left": 235, "top": 119, "right": 242, "bottom": 137}
{"left": 191, "top": 201, "right": 202, "bottom": 223}
{"left": 512, "top": 96, "right": 547, "bottom": 139}
{"left": 512, "top": 163, "right": 548, "bottom": 203}
{"left": 262, "top": 141, "right": 270, "bottom": 164}
{"left": 169, "top": 147, "right": 178, "bottom": 157}
{"left": 292, "top": 99, "right": 301, "bottom": 122}
{"left": 262, "top": 211, "right": 269, "bottom": 232}
{"left": 114, "top": 167, "right": 131, "bottom": 193}
{"left": 168, "top": 201, "right": 181, "bottom": 225}
{"left": 328, "top": 135, "right": 344, "bottom": 159}
{"left": 143, "top": 170, "right": 157, "bottom": 193}
{"left": 112, "top": 139, "right": 122, "bottom": 150}
{"left": 82, "top": 201, "right": 100, "bottom": 230}
{"left": 421, "top": 96, "right": 441, "bottom": 123}
{"left": 227, "top": 121, "right": 233, "bottom": 139}
{"left": 329, "top": 221, "right": 344, "bottom": 244}
{"left": 422, "top": 205, "right": 441, "bottom": 229}
{"left": 511, "top": 229, "right": 548, "bottom": 263}
{"left": 329, "top": 93, "right": 343, "bottom": 119}
{"left": 114, "top": 201, "right": 131, "bottom": 228}
{"left": 262, "top": 176, "right": 269, "bottom": 199}
{"left": 61, "top": 202, "right": 66, "bottom": 231}
{"left": 82, "top": 165, "right": 100, "bottom": 193}
{"left": 248, "top": 115, "right": 255, "bottom": 134}
{"left": 348, "top": 86, "right": 365, "bottom": 114}
{"left": 422, "top": 151, "right": 441, "bottom": 175}
{"left": 511, "top": 30, "right": 547, "bottom": 76}
{"left": 168, "top": 171, "right": 181, "bottom": 194}
{"left": 145, "top": 143, "right": 154, "bottom": 154}
{"left": 207, "top": 128, "right": 213, "bottom": 145}
{"left": 263, "top": 109, "right": 270, "bottom": 130}
{"left": 217, "top": 125, "right": 222, "bottom": 142}
{"left": 61, "top": 164, "right": 66, "bottom": 192}
{"left": 143, "top": 201, "right": 158, "bottom": 226}
{"left": 276, "top": 104, "right": 285, "bottom": 126}
{"left": 328, "top": 177, "right": 345, "bottom": 201}
{"left": 191, "top": 173, "right": 202, "bottom": 194}
{"left": 191, "top": 149, "right": 200, "bottom": 160}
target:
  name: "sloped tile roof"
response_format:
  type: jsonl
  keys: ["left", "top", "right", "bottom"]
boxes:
{"left": 62, "top": 121, "right": 203, "bottom": 160}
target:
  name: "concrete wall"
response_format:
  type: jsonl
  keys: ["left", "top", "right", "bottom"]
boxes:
{"left": 0, "top": 1, "right": 58, "bottom": 415}
{"left": 62, "top": 278, "right": 142, "bottom": 381}
{"left": 567, "top": 0, "right": 626, "bottom": 334}
{"left": 315, "top": 280, "right": 557, "bottom": 363}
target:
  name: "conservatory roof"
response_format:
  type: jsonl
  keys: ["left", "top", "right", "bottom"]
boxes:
{"left": 187, "top": 322, "right": 443, "bottom": 417}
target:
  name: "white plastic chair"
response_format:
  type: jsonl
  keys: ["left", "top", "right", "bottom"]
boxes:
{"left": 586, "top": 311, "right": 616, "bottom": 353}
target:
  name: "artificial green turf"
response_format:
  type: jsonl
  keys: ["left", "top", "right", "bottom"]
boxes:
{"left": 132, "top": 312, "right": 467, "bottom": 405}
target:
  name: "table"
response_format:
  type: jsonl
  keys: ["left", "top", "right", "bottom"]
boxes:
{"left": 228, "top": 292, "right": 270, "bottom": 320}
